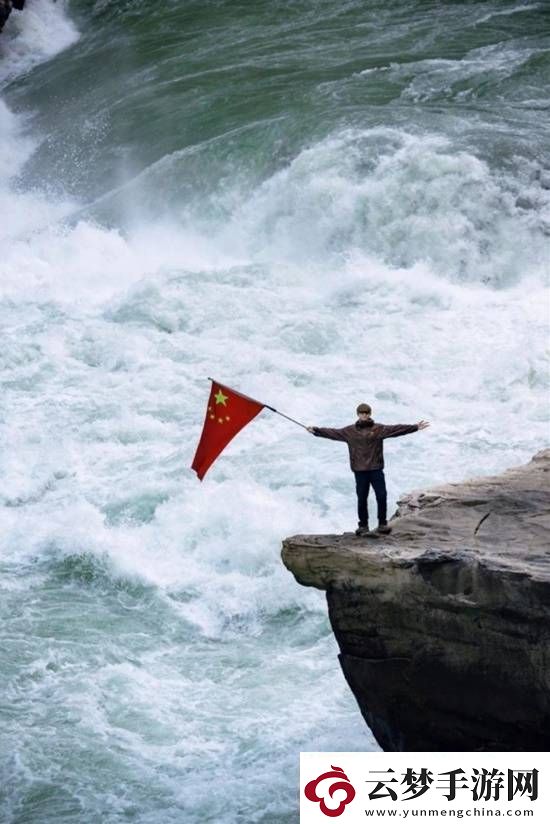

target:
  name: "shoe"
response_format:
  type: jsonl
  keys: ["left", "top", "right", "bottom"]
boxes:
{"left": 355, "top": 527, "right": 381, "bottom": 539}
{"left": 376, "top": 524, "right": 392, "bottom": 535}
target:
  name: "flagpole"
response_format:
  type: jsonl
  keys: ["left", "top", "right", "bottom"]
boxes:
{"left": 207, "top": 377, "right": 309, "bottom": 431}
{"left": 264, "top": 404, "right": 309, "bottom": 430}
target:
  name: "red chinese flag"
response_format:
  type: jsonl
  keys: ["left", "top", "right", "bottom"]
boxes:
{"left": 191, "top": 381, "right": 264, "bottom": 480}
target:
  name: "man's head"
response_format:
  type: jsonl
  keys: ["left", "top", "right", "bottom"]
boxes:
{"left": 356, "top": 403, "right": 372, "bottom": 420}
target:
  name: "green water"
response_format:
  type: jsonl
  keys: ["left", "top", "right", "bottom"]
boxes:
{"left": 1, "top": 1, "right": 549, "bottom": 821}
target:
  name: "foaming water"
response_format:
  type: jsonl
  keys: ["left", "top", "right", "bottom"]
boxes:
{"left": 226, "top": 128, "right": 550, "bottom": 284}
{"left": 0, "top": 0, "right": 77, "bottom": 84}
{"left": 1, "top": 0, "right": 550, "bottom": 821}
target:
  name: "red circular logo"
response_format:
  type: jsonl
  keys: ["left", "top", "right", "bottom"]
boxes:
{"left": 304, "top": 765, "right": 356, "bottom": 817}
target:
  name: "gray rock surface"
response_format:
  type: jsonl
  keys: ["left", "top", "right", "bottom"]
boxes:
{"left": 282, "top": 450, "right": 550, "bottom": 751}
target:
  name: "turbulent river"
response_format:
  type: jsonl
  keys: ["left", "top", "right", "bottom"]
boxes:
{"left": 1, "top": 1, "right": 549, "bottom": 821}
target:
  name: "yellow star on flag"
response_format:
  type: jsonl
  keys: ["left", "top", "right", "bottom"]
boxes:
{"left": 214, "top": 389, "right": 228, "bottom": 406}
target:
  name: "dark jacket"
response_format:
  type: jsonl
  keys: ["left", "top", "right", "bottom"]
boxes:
{"left": 313, "top": 419, "right": 418, "bottom": 471}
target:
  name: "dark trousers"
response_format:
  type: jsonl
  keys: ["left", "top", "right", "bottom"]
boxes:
{"left": 354, "top": 469, "right": 387, "bottom": 527}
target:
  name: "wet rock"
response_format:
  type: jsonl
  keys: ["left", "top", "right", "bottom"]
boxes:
{"left": 0, "top": 0, "right": 24, "bottom": 33}
{"left": 0, "top": 1, "right": 12, "bottom": 32}
{"left": 281, "top": 450, "right": 550, "bottom": 751}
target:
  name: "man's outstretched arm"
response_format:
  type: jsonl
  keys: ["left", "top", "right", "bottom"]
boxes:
{"left": 379, "top": 420, "right": 430, "bottom": 438}
{"left": 306, "top": 426, "right": 348, "bottom": 441}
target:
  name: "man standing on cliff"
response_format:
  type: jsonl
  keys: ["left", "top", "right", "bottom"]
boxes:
{"left": 307, "top": 404, "right": 429, "bottom": 537}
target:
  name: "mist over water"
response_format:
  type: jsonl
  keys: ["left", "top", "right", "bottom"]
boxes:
{"left": 1, "top": 1, "right": 549, "bottom": 821}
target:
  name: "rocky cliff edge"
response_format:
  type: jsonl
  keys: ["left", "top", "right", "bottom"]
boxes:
{"left": 282, "top": 449, "right": 550, "bottom": 751}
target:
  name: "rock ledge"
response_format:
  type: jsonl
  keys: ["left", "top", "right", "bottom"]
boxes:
{"left": 282, "top": 450, "right": 550, "bottom": 751}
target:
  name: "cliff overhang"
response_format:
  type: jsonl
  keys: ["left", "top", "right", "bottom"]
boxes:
{"left": 282, "top": 450, "right": 550, "bottom": 751}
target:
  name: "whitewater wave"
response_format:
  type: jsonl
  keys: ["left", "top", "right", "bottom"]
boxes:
{"left": 1, "top": 0, "right": 548, "bottom": 639}
{"left": 2, "top": 4, "right": 549, "bottom": 819}
{"left": 0, "top": 0, "right": 78, "bottom": 85}
{"left": 2, "top": 4, "right": 548, "bottom": 296}
{"left": 226, "top": 128, "right": 550, "bottom": 285}
{"left": 2, "top": 124, "right": 549, "bottom": 305}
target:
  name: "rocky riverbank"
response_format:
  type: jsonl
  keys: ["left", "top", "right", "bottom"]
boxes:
{"left": 282, "top": 450, "right": 550, "bottom": 751}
